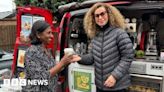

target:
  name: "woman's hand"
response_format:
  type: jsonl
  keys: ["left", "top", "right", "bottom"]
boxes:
{"left": 104, "top": 75, "right": 116, "bottom": 88}
{"left": 60, "top": 54, "right": 73, "bottom": 65}
{"left": 71, "top": 55, "right": 81, "bottom": 63}
{"left": 50, "top": 54, "right": 73, "bottom": 77}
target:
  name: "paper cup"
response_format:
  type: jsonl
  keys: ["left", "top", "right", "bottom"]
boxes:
{"left": 64, "top": 48, "right": 75, "bottom": 55}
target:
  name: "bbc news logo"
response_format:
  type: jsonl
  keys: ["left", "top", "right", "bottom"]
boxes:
{"left": 3, "top": 79, "right": 48, "bottom": 86}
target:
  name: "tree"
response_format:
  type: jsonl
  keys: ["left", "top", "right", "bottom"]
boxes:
{"left": 15, "top": 0, "right": 85, "bottom": 14}
{"left": 15, "top": 0, "right": 86, "bottom": 24}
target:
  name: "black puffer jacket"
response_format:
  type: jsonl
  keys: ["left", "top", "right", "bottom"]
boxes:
{"left": 79, "top": 27, "right": 134, "bottom": 91}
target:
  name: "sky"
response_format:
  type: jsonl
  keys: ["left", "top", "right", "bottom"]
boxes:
{"left": 0, "top": 0, "right": 16, "bottom": 12}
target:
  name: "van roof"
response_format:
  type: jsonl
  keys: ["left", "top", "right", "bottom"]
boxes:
{"left": 58, "top": 0, "right": 130, "bottom": 14}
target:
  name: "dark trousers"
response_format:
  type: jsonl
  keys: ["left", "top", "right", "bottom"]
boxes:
{"left": 96, "top": 87, "right": 127, "bottom": 92}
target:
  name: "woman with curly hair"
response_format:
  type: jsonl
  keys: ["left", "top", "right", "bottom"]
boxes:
{"left": 72, "top": 3, "right": 134, "bottom": 92}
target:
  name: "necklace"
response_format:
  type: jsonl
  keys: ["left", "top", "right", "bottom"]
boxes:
{"left": 42, "top": 45, "right": 51, "bottom": 58}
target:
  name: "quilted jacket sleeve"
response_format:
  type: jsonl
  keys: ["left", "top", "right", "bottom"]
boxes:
{"left": 78, "top": 41, "right": 94, "bottom": 65}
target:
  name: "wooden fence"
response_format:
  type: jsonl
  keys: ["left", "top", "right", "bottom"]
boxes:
{"left": 0, "top": 19, "right": 16, "bottom": 51}
{"left": 0, "top": 19, "right": 58, "bottom": 52}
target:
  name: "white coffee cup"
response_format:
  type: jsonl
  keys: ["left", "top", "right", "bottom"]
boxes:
{"left": 64, "top": 48, "right": 75, "bottom": 55}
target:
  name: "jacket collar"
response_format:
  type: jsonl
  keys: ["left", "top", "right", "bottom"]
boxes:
{"left": 96, "top": 26, "right": 116, "bottom": 36}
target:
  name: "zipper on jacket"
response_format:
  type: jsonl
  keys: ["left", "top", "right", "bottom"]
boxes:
{"left": 101, "top": 31, "right": 104, "bottom": 89}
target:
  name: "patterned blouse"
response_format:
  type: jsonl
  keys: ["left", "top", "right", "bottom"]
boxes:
{"left": 22, "top": 45, "right": 58, "bottom": 92}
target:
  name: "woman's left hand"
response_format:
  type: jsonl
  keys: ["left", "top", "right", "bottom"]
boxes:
{"left": 104, "top": 75, "right": 116, "bottom": 88}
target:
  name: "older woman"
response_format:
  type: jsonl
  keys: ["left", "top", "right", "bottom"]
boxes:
{"left": 22, "top": 20, "right": 72, "bottom": 92}
{"left": 72, "top": 3, "right": 134, "bottom": 92}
